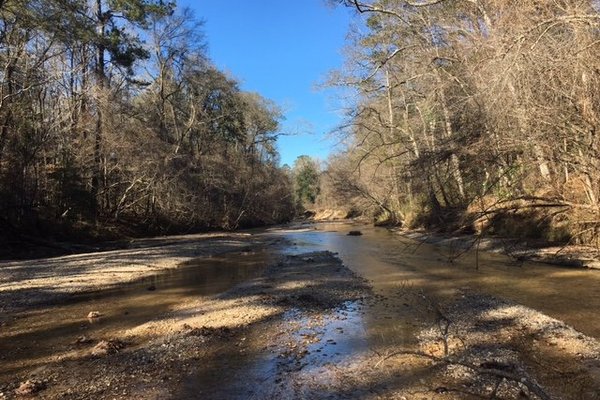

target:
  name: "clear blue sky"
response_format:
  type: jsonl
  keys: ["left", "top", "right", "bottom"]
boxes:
{"left": 177, "top": 0, "right": 352, "bottom": 166}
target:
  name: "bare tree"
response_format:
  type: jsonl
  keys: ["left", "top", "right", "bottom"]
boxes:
{"left": 326, "top": 0, "right": 600, "bottom": 242}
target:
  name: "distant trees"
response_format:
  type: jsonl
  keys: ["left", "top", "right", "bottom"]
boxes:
{"left": 327, "top": 0, "right": 600, "bottom": 242}
{"left": 293, "top": 155, "right": 321, "bottom": 208}
{"left": 0, "top": 1, "right": 294, "bottom": 239}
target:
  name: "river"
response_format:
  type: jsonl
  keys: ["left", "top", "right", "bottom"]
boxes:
{"left": 276, "top": 222, "right": 600, "bottom": 339}
{"left": 2, "top": 222, "right": 600, "bottom": 398}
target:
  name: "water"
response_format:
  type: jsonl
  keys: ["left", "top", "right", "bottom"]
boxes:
{"left": 3, "top": 222, "right": 600, "bottom": 390}
{"left": 276, "top": 223, "right": 600, "bottom": 339}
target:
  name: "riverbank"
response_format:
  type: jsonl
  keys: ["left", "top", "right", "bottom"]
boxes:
{"left": 0, "top": 231, "right": 268, "bottom": 315}
{"left": 395, "top": 228, "right": 600, "bottom": 270}
{"left": 1, "top": 225, "right": 600, "bottom": 399}
{"left": 0, "top": 249, "right": 371, "bottom": 399}
{"left": 0, "top": 222, "right": 275, "bottom": 262}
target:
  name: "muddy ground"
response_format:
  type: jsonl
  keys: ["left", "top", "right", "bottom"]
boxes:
{"left": 1, "top": 230, "right": 599, "bottom": 399}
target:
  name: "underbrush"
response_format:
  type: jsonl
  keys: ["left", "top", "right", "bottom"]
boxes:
{"left": 482, "top": 209, "right": 572, "bottom": 244}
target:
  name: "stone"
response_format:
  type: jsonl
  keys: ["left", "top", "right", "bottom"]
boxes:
{"left": 15, "top": 380, "right": 45, "bottom": 396}
{"left": 74, "top": 335, "right": 92, "bottom": 345}
{"left": 91, "top": 340, "right": 124, "bottom": 357}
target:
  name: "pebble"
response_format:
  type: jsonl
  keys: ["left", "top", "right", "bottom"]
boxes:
{"left": 74, "top": 335, "right": 92, "bottom": 344}
{"left": 14, "top": 380, "right": 45, "bottom": 396}
{"left": 91, "top": 340, "right": 124, "bottom": 357}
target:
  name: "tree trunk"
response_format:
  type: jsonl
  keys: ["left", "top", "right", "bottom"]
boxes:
{"left": 91, "top": 0, "right": 106, "bottom": 222}
{"left": 433, "top": 69, "right": 466, "bottom": 200}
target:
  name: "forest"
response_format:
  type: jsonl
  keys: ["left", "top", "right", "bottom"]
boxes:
{"left": 316, "top": 0, "right": 600, "bottom": 246}
{"left": 4, "top": 0, "right": 600, "bottom": 249}
{"left": 0, "top": 0, "right": 296, "bottom": 247}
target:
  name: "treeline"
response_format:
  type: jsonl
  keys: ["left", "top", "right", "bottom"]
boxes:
{"left": 0, "top": 0, "right": 295, "bottom": 242}
{"left": 324, "top": 0, "right": 600, "bottom": 244}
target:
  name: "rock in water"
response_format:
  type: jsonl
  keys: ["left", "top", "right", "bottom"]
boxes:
{"left": 348, "top": 231, "right": 363, "bottom": 236}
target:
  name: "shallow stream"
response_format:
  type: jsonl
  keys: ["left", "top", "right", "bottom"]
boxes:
{"left": 3, "top": 222, "right": 600, "bottom": 388}
{"left": 276, "top": 222, "right": 600, "bottom": 339}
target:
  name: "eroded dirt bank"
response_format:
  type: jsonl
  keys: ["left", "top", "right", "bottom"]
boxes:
{"left": 1, "top": 226, "right": 600, "bottom": 399}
